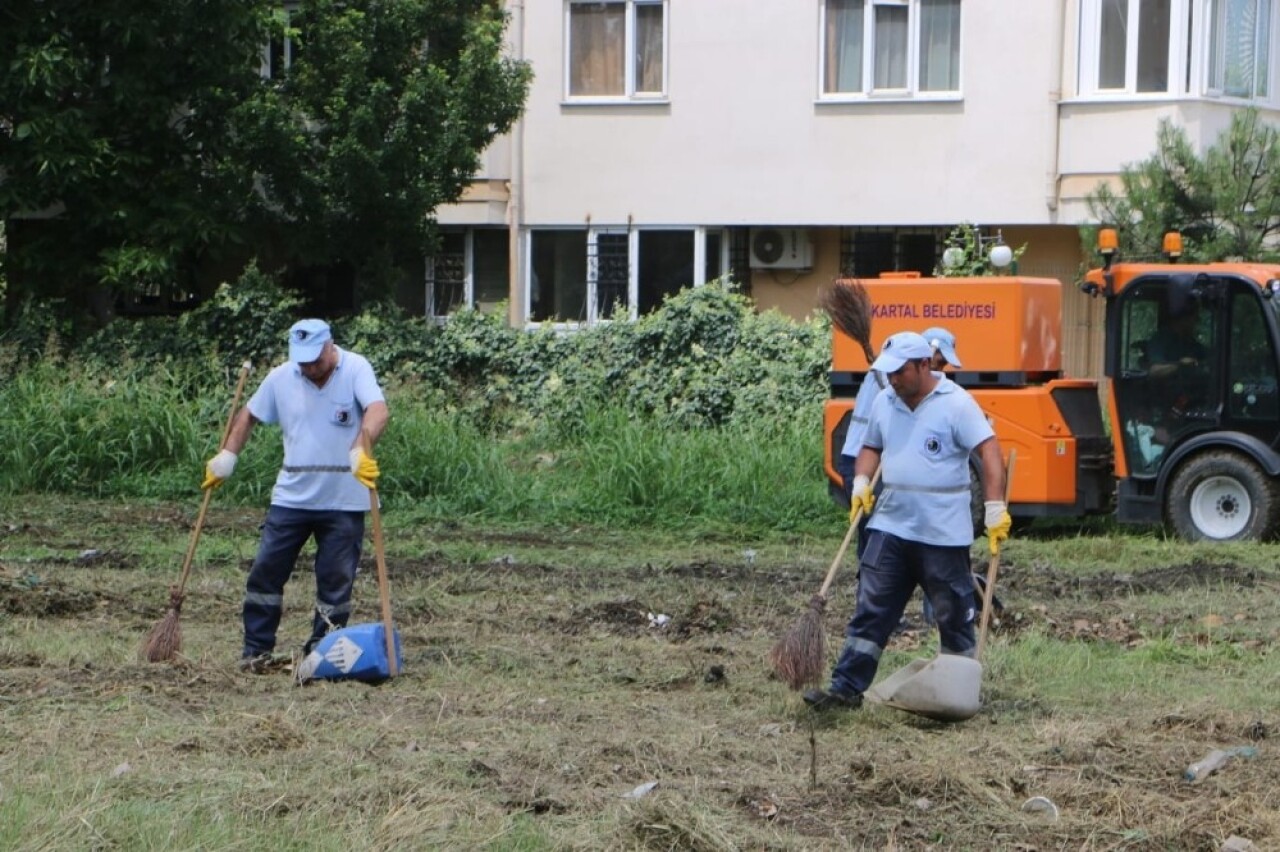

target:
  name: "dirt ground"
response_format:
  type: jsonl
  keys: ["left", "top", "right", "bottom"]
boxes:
{"left": 2, "top": 502, "right": 1278, "bottom": 850}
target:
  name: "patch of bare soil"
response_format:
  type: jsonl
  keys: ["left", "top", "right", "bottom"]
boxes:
{"left": 1000, "top": 559, "right": 1258, "bottom": 599}
{"left": 555, "top": 596, "right": 653, "bottom": 636}
{"left": 0, "top": 571, "right": 107, "bottom": 616}
{"left": 668, "top": 599, "right": 736, "bottom": 641}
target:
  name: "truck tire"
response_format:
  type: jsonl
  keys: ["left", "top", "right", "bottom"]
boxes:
{"left": 1165, "top": 450, "right": 1280, "bottom": 542}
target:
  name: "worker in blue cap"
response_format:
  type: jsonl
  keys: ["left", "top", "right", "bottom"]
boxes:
{"left": 806, "top": 330, "right": 1010, "bottom": 711}
{"left": 202, "top": 319, "right": 390, "bottom": 673}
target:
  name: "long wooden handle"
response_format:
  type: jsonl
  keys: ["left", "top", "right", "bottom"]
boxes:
{"left": 976, "top": 448, "right": 1016, "bottom": 660}
{"left": 175, "top": 361, "right": 252, "bottom": 594}
{"left": 359, "top": 434, "right": 397, "bottom": 676}
{"left": 368, "top": 487, "right": 398, "bottom": 677}
{"left": 817, "top": 467, "right": 883, "bottom": 599}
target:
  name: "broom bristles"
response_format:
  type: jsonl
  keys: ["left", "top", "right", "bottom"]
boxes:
{"left": 768, "top": 595, "right": 829, "bottom": 691}
{"left": 821, "top": 280, "right": 876, "bottom": 363}
{"left": 139, "top": 587, "right": 185, "bottom": 663}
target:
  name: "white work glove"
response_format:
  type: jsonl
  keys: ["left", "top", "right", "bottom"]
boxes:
{"left": 202, "top": 449, "right": 237, "bottom": 491}
{"left": 350, "top": 446, "right": 380, "bottom": 490}
{"left": 984, "top": 500, "right": 1012, "bottom": 555}
{"left": 849, "top": 474, "right": 875, "bottom": 522}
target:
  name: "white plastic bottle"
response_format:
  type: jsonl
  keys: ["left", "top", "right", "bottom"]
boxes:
{"left": 1184, "top": 749, "right": 1230, "bottom": 782}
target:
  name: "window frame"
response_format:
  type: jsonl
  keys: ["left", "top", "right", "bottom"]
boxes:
{"left": 1075, "top": 0, "right": 1279, "bottom": 103}
{"left": 564, "top": 0, "right": 670, "bottom": 104}
{"left": 1078, "top": 0, "right": 1183, "bottom": 96}
{"left": 261, "top": 2, "right": 301, "bottom": 80}
{"left": 818, "top": 0, "right": 964, "bottom": 102}
{"left": 1205, "top": 0, "right": 1274, "bottom": 100}
{"left": 523, "top": 226, "right": 728, "bottom": 328}
{"left": 426, "top": 229, "right": 512, "bottom": 320}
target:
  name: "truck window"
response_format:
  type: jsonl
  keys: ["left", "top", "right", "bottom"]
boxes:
{"left": 1226, "top": 288, "right": 1280, "bottom": 421}
{"left": 1115, "top": 276, "right": 1221, "bottom": 474}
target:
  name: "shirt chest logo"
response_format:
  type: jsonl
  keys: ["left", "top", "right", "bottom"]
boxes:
{"left": 923, "top": 436, "right": 942, "bottom": 456}
{"left": 333, "top": 406, "right": 354, "bottom": 426}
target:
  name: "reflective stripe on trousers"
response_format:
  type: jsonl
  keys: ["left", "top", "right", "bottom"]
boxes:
{"left": 829, "top": 529, "right": 976, "bottom": 696}
{"left": 242, "top": 505, "right": 364, "bottom": 657}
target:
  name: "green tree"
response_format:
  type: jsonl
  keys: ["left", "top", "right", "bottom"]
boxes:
{"left": 1084, "top": 109, "right": 1280, "bottom": 262}
{"left": 0, "top": 0, "right": 271, "bottom": 321}
{"left": 238, "top": 0, "right": 531, "bottom": 299}
{"left": 1, "top": 0, "right": 530, "bottom": 325}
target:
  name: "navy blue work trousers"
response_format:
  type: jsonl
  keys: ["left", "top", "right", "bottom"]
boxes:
{"left": 829, "top": 530, "right": 976, "bottom": 696}
{"left": 242, "top": 505, "right": 364, "bottom": 658}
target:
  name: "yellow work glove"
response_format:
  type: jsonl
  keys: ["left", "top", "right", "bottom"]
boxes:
{"left": 985, "top": 500, "right": 1012, "bottom": 555}
{"left": 849, "top": 474, "right": 875, "bottom": 523}
{"left": 350, "top": 447, "right": 381, "bottom": 490}
{"left": 202, "top": 449, "right": 237, "bottom": 491}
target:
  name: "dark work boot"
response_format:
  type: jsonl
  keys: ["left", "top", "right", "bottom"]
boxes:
{"left": 802, "top": 686, "right": 864, "bottom": 711}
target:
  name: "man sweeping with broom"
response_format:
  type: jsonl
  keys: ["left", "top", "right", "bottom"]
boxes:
{"left": 804, "top": 331, "right": 1010, "bottom": 711}
{"left": 202, "top": 319, "right": 389, "bottom": 673}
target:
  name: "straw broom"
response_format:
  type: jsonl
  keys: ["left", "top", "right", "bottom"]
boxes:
{"left": 821, "top": 278, "right": 876, "bottom": 363}
{"left": 769, "top": 468, "right": 882, "bottom": 690}
{"left": 767, "top": 279, "right": 881, "bottom": 689}
{"left": 140, "top": 361, "right": 252, "bottom": 663}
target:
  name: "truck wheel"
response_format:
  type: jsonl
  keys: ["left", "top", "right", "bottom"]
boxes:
{"left": 1165, "top": 451, "right": 1280, "bottom": 542}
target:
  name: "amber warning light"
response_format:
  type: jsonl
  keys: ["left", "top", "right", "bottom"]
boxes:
{"left": 1162, "top": 231, "right": 1183, "bottom": 260}
{"left": 1097, "top": 228, "right": 1119, "bottom": 256}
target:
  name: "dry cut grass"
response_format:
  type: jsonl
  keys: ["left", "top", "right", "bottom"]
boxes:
{"left": 2, "top": 498, "right": 1279, "bottom": 850}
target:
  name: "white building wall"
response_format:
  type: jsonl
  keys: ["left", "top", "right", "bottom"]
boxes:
{"left": 518, "top": 1, "right": 1065, "bottom": 227}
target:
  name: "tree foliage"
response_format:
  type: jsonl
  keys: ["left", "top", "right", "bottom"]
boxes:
{"left": 0, "top": 0, "right": 271, "bottom": 316}
{"left": 1, "top": 0, "right": 530, "bottom": 323}
{"left": 1084, "top": 109, "right": 1280, "bottom": 262}
{"left": 239, "top": 0, "right": 532, "bottom": 294}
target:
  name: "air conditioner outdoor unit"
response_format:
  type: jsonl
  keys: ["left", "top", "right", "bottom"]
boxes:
{"left": 750, "top": 228, "right": 813, "bottom": 270}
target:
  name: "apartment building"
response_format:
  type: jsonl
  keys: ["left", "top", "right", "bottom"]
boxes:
{"left": 431, "top": 0, "right": 1280, "bottom": 378}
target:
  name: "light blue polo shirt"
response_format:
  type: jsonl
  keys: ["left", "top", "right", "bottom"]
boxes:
{"left": 862, "top": 374, "right": 994, "bottom": 546}
{"left": 247, "top": 347, "right": 385, "bottom": 511}
{"left": 840, "top": 370, "right": 886, "bottom": 458}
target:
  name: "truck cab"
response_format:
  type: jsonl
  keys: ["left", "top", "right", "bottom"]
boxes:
{"left": 1083, "top": 235, "right": 1280, "bottom": 540}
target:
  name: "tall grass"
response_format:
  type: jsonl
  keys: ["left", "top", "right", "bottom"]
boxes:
{"left": 0, "top": 363, "right": 834, "bottom": 536}
{"left": 2, "top": 361, "right": 208, "bottom": 497}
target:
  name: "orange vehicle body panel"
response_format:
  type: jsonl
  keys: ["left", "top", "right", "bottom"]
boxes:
{"left": 1105, "top": 382, "right": 1128, "bottom": 480}
{"left": 824, "top": 380, "right": 1094, "bottom": 508}
{"left": 831, "top": 276, "right": 1064, "bottom": 374}
{"left": 1082, "top": 262, "right": 1280, "bottom": 297}
{"left": 825, "top": 275, "right": 1103, "bottom": 515}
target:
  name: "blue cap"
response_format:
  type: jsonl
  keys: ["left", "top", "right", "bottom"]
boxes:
{"left": 921, "top": 326, "right": 962, "bottom": 367}
{"left": 871, "top": 331, "right": 933, "bottom": 373}
{"left": 288, "top": 319, "right": 331, "bottom": 363}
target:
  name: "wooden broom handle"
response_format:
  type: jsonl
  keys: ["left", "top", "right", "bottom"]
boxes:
{"left": 817, "top": 467, "right": 883, "bottom": 599}
{"left": 976, "top": 448, "right": 1016, "bottom": 660}
{"left": 362, "top": 438, "right": 398, "bottom": 677}
{"left": 175, "top": 362, "right": 252, "bottom": 594}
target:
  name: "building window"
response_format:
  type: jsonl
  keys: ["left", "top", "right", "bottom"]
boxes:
{"left": 531, "top": 230, "right": 589, "bottom": 323}
{"left": 528, "top": 227, "right": 725, "bottom": 325}
{"left": 1209, "top": 0, "right": 1272, "bottom": 98}
{"left": 822, "top": 0, "right": 961, "bottom": 97}
{"left": 1079, "top": 0, "right": 1275, "bottom": 99}
{"left": 567, "top": 1, "right": 667, "bottom": 99}
{"left": 427, "top": 229, "right": 511, "bottom": 318}
{"left": 839, "top": 227, "right": 942, "bottom": 277}
{"left": 1081, "top": 0, "right": 1174, "bottom": 93}
{"left": 263, "top": 3, "right": 301, "bottom": 79}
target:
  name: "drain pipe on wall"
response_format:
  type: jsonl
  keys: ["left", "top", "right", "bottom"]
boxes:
{"left": 507, "top": 0, "right": 526, "bottom": 328}
{"left": 1045, "top": 0, "right": 1067, "bottom": 217}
